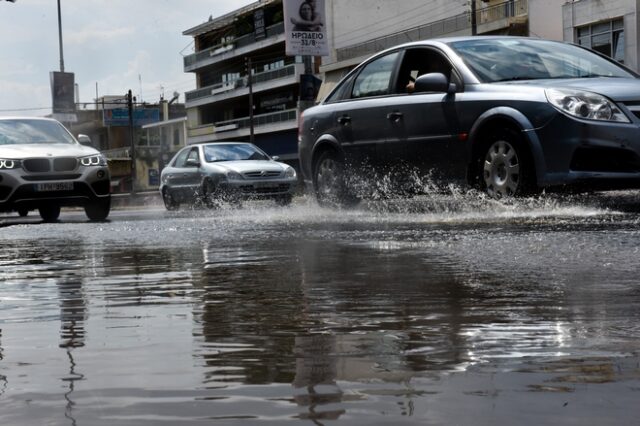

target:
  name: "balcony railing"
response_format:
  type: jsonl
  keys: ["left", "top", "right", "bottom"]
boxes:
{"left": 335, "top": 0, "right": 528, "bottom": 63}
{"left": 185, "top": 63, "right": 299, "bottom": 103}
{"left": 189, "top": 108, "right": 297, "bottom": 138}
{"left": 183, "top": 22, "right": 285, "bottom": 69}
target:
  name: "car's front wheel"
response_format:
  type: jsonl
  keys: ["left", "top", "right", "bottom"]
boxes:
{"left": 201, "top": 178, "right": 221, "bottom": 209}
{"left": 162, "top": 188, "right": 179, "bottom": 211}
{"left": 85, "top": 197, "right": 111, "bottom": 221}
{"left": 481, "top": 132, "right": 535, "bottom": 198}
{"left": 313, "top": 150, "right": 355, "bottom": 207}
{"left": 38, "top": 205, "right": 61, "bottom": 222}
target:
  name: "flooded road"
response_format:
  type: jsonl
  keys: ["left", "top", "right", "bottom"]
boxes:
{"left": 1, "top": 193, "right": 640, "bottom": 425}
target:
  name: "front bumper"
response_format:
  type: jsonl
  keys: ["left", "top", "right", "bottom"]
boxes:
{"left": 220, "top": 177, "right": 298, "bottom": 199}
{"left": 531, "top": 112, "right": 640, "bottom": 188}
{"left": 0, "top": 166, "right": 111, "bottom": 212}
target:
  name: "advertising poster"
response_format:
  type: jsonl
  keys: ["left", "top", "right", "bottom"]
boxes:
{"left": 283, "top": 0, "right": 328, "bottom": 56}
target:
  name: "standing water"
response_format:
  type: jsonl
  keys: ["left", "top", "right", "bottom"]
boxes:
{"left": 1, "top": 191, "right": 639, "bottom": 425}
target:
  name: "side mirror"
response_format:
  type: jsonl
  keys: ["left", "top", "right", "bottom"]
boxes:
{"left": 186, "top": 158, "right": 200, "bottom": 167}
{"left": 414, "top": 73, "right": 456, "bottom": 94}
{"left": 271, "top": 155, "right": 280, "bottom": 161}
{"left": 77, "top": 134, "right": 94, "bottom": 147}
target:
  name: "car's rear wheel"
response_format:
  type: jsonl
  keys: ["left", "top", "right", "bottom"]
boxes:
{"left": 313, "top": 150, "right": 356, "bottom": 207}
{"left": 38, "top": 205, "right": 61, "bottom": 222}
{"left": 481, "top": 131, "right": 535, "bottom": 198}
{"left": 162, "top": 188, "right": 179, "bottom": 210}
{"left": 85, "top": 197, "right": 111, "bottom": 221}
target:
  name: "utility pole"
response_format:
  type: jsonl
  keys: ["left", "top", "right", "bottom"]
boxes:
{"left": 471, "top": 0, "right": 477, "bottom": 36}
{"left": 246, "top": 57, "right": 255, "bottom": 144}
{"left": 127, "top": 90, "right": 136, "bottom": 195}
{"left": 57, "top": 0, "right": 65, "bottom": 72}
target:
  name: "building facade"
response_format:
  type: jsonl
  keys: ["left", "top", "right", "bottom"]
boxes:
{"left": 182, "top": 0, "right": 309, "bottom": 164}
{"left": 562, "top": 0, "right": 636, "bottom": 71}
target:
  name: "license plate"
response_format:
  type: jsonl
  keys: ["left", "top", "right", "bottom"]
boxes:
{"left": 35, "top": 182, "right": 74, "bottom": 192}
{"left": 255, "top": 182, "right": 277, "bottom": 189}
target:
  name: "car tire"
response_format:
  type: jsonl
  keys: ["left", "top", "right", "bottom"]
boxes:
{"left": 38, "top": 205, "right": 61, "bottom": 222}
{"left": 17, "top": 208, "right": 29, "bottom": 217}
{"left": 162, "top": 188, "right": 179, "bottom": 211}
{"left": 481, "top": 131, "right": 536, "bottom": 198}
{"left": 85, "top": 197, "right": 111, "bottom": 221}
{"left": 201, "top": 179, "right": 221, "bottom": 209}
{"left": 313, "top": 150, "right": 356, "bottom": 208}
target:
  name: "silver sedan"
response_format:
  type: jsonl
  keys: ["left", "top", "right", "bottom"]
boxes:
{"left": 159, "top": 142, "right": 297, "bottom": 209}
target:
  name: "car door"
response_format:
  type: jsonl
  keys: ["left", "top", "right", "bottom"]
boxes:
{"left": 163, "top": 148, "right": 189, "bottom": 201}
{"left": 181, "top": 146, "right": 203, "bottom": 200}
{"left": 331, "top": 51, "right": 401, "bottom": 169}
{"left": 382, "top": 47, "right": 467, "bottom": 184}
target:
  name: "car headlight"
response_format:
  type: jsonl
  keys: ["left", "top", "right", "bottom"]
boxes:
{"left": 80, "top": 154, "right": 107, "bottom": 167}
{"left": 0, "top": 159, "right": 20, "bottom": 170}
{"left": 545, "top": 88, "right": 629, "bottom": 123}
{"left": 284, "top": 167, "right": 297, "bottom": 179}
{"left": 226, "top": 171, "right": 243, "bottom": 181}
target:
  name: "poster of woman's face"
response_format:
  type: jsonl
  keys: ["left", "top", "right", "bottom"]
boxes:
{"left": 284, "top": 0, "right": 328, "bottom": 56}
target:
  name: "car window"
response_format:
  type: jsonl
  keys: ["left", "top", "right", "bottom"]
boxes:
{"left": 351, "top": 51, "right": 400, "bottom": 99}
{"left": 186, "top": 148, "right": 200, "bottom": 165}
{"left": 0, "top": 119, "right": 77, "bottom": 145}
{"left": 449, "top": 38, "right": 634, "bottom": 83}
{"left": 172, "top": 149, "right": 190, "bottom": 168}
{"left": 395, "top": 48, "right": 459, "bottom": 93}
{"left": 325, "top": 71, "right": 357, "bottom": 103}
{"left": 203, "top": 143, "right": 269, "bottom": 162}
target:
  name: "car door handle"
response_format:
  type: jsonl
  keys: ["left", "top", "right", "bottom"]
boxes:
{"left": 387, "top": 111, "right": 403, "bottom": 122}
{"left": 337, "top": 115, "right": 351, "bottom": 125}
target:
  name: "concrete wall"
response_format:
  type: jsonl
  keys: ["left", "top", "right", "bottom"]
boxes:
{"left": 325, "top": 0, "right": 466, "bottom": 61}
{"left": 562, "top": 0, "right": 638, "bottom": 71}
{"left": 529, "top": 0, "right": 564, "bottom": 40}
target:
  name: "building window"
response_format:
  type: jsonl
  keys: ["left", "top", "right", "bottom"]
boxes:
{"left": 577, "top": 18, "right": 624, "bottom": 63}
{"left": 173, "top": 128, "right": 180, "bottom": 146}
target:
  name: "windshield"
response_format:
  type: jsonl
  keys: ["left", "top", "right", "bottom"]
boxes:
{"left": 448, "top": 38, "right": 635, "bottom": 83}
{"left": 203, "top": 143, "right": 270, "bottom": 162}
{"left": 0, "top": 119, "right": 77, "bottom": 146}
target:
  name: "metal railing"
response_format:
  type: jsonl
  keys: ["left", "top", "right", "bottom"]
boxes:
{"left": 185, "top": 63, "right": 298, "bottom": 103}
{"left": 189, "top": 108, "right": 297, "bottom": 138}
{"left": 183, "top": 22, "right": 285, "bottom": 68}
{"left": 335, "top": 0, "right": 528, "bottom": 63}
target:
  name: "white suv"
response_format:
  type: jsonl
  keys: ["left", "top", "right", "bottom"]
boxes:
{"left": 0, "top": 117, "right": 111, "bottom": 221}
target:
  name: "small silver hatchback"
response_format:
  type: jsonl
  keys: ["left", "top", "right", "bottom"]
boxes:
{"left": 160, "top": 142, "right": 297, "bottom": 209}
{"left": 0, "top": 117, "right": 111, "bottom": 222}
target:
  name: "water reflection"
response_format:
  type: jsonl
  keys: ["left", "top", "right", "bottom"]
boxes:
{"left": 1, "top": 202, "right": 640, "bottom": 424}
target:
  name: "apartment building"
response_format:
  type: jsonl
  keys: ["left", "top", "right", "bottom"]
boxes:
{"left": 563, "top": 0, "right": 637, "bottom": 71}
{"left": 182, "top": 0, "right": 306, "bottom": 164}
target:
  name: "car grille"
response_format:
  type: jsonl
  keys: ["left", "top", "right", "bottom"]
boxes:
{"left": 22, "top": 157, "right": 78, "bottom": 173}
{"left": 23, "top": 158, "right": 51, "bottom": 172}
{"left": 239, "top": 183, "right": 290, "bottom": 194}
{"left": 243, "top": 170, "right": 282, "bottom": 178}
{"left": 54, "top": 157, "right": 78, "bottom": 171}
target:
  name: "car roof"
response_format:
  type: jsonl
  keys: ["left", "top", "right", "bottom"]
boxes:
{"left": 0, "top": 116, "right": 59, "bottom": 122}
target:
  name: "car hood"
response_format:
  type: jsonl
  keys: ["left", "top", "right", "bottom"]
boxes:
{"left": 508, "top": 77, "right": 640, "bottom": 102}
{"left": 0, "top": 143, "right": 98, "bottom": 159}
{"left": 209, "top": 160, "right": 287, "bottom": 174}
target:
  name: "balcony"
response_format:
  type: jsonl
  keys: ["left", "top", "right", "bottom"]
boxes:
{"left": 185, "top": 63, "right": 303, "bottom": 108}
{"left": 183, "top": 22, "right": 285, "bottom": 72}
{"left": 477, "top": 0, "right": 528, "bottom": 34}
{"left": 188, "top": 108, "right": 297, "bottom": 143}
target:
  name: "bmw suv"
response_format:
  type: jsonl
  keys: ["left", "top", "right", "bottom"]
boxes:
{"left": 0, "top": 117, "right": 111, "bottom": 221}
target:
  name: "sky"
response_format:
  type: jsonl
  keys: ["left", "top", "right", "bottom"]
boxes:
{"left": 0, "top": 0, "right": 256, "bottom": 117}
